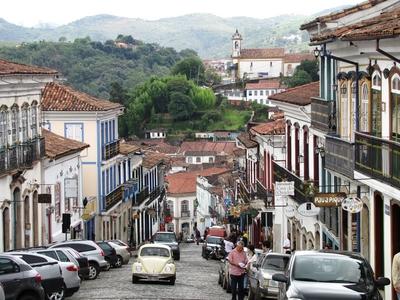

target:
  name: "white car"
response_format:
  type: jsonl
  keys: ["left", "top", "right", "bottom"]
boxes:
{"left": 132, "top": 244, "right": 176, "bottom": 285}
{"left": 108, "top": 241, "right": 130, "bottom": 267}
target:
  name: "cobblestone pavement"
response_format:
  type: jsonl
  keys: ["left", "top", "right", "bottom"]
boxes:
{"left": 69, "top": 243, "right": 232, "bottom": 300}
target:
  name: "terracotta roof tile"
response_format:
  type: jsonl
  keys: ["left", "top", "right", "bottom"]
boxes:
{"left": 119, "top": 142, "right": 140, "bottom": 155}
{"left": 0, "top": 59, "right": 57, "bottom": 75}
{"left": 42, "top": 129, "right": 89, "bottom": 159}
{"left": 240, "top": 48, "right": 285, "bottom": 59}
{"left": 250, "top": 119, "right": 286, "bottom": 136}
{"left": 185, "top": 150, "right": 217, "bottom": 156}
{"left": 166, "top": 167, "right": 229, "bottom": 195}
{"left": 42, "top": 82, "right": 123, "bottom": 112}
{"left": 283, "top": 53, "right": 316, "bottom": 63}
{"left": 237, "top": 133, "right": 258, "bottom": 148}
{"left": 142, "top": 152, "right": 168, "bottom": 169}
{"left": 268, "top": 81, "right": 319, "bottom": 106}
{"left": 246, "top": 79, "right": 282, "bottom": 90}
{"left": 179, "top": 141, "right": 237, "bottom": 156}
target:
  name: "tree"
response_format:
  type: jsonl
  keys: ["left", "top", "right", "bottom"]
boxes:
{"left": 172, "top": 57, "right": 205, "bottom": 84}
{"left": 190, "top": 86, "right": 216, "bottom": 110}
{"left": 287, "top": 70, "right": 313, "bottom": 88}
{"left": 204, "top": 67, "right": 222, "bottom": 86}
{"left": 109, "top": 82, "right": 127, "bottom": 105}
{"left": 168, "top": 92, "right": 195, "bottom": 121}
{"left": 296, "top": 59, "right": 319, "bottom": 81}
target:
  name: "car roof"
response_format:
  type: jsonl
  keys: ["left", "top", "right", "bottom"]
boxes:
{"left": 264, "top": 252, "right": 291, "bottom": 258}
{"left": 7, "top": 251, "right": 59, "bottom": 262}
{"left": 140, "top": 244, "right": 171, "bottom": 250}
{"left": 293, "top": 250, "right": 365, "bottom": 260}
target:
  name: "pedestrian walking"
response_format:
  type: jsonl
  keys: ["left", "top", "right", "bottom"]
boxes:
{"left": 195, "top": 228, "right": 201, "bottom": 245}
{"left": 224, "top": 237, "right": 234, "bottom": 255}
{"left": 392, "top": 251, "right": 400, "bottom": 300}
{"left": 227, "top": 241, "right": 248, "bottom": 300}
{"left": 283, "top": 233, "right": 291, "bottom": 254}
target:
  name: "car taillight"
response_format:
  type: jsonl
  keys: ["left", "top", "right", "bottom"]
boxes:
{"left": 100, "top": 250, "right": 105, "bottom": 257}
{"left": 34, "top": 274, "right": 42, "bottom": 283}
{"left": 66, "top": 265, "right": 78, "bottom": 272}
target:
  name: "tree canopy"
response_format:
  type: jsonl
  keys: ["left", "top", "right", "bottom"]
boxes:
{"left": 285, "top": 59, "right": 319, "bottom": 88}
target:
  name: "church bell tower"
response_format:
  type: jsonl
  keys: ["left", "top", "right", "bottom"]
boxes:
{"left": 232, "top": 29, "right": 242, "bottom": 58}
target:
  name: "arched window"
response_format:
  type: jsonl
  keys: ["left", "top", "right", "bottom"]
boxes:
{"left": 350, "top": 82, "right": 356, "bottom": 139}
{"left": 391, "top": 74, "right": 400, "bottom": 142}
{"left": 340, "top": 82, "right": 349, "bottom": 139}
{"left": 0, "top": 106, "right": 8, "bottom": 147}
{"left": 371, "top": 72, "right": 382, "bottom": 137}
{"left": 10, "top": 105, "right": 19, "bottom": 144}
{"left": 31, "top": 101, "right": 38, "bottom": 138}
{"left": 360, "top": 82, "right": 370, "bottom": 132}
{"left": 21, "top": 103, "right": 29, "bottom": 142}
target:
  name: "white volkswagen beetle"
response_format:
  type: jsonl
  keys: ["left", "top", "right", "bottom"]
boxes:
{"left": 132, "top": 244, "right": 176, "bottom": 285}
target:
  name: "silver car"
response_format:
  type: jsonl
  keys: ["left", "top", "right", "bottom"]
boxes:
{"left": 107, "top": 241, "right": 130, "bottom": 266}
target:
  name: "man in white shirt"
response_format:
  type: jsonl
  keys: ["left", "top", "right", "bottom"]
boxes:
{"left": 283, "top": 233, "right": 291, "bottom": 254}
{"left": 224, "top": 237, "right": 234, "bottom": 255}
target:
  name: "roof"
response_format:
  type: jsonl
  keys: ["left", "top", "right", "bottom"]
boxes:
{"left": 42, "top": 129, "right": 89, "bottom": 159}
{"left": 250, "top": 119, "right": 286, "bottom": 136}
{"left": 42, "top": 82, "right": 123, "bottom": 112}
{"left": 142, "top": 152, "right": 168, "bottom": 169}
{"left": 239, "top": 48, "right": 285, "bottom": 59}
{"left": 179, "top": 141, "right": 237, "bottom": 156}
{"left": 131, "top": 139, "right": 179, "bottom": 155}
{"left": 185, "top": 150, "right": 217, "bottom": 156}
{"left": 309, "top": 6, "right": 400, "bottom": 42}
{"left": 0, "top": 59, "right": 57, "bottom": 76}
{"left": 237, "top": 133, "right": 258, "bottom": 148}
{"left": 119, "top": 142, "right": 140, "bottom": 155}
{"left": 246, "top": 79, "right": 282, "bottom": 90}
{"left": 268, "top": 81, "right": 319, "bottom": 106}
{"left": 300, "top": 0, "right": 387, "bottom": 30}
{"left": 166, "top": 167, "right": 229, "bottom": 195}
{"left": 283, "top": 53, "right": 315, "bottom": 63}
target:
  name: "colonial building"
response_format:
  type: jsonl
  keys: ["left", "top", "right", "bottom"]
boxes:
{"left": 0, "top": 59, "right": 57, "bottom": 251}
{"left": 42, "top": 129, "right": 89, "bottom": 243}
{"left": 245, "top": 79, "right": 286, "bottom": 105}
{"left": 302, "top": 1, "right": 400, "bottom": 299}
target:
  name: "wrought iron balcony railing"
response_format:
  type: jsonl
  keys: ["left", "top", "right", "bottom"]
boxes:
{"left": 105, "top": 185, "right": 124, "bottom": 211}
{"left": 103, "top": 140, "right": 120, "bottom": 161}
{"left": 325, "top": 134, "right": 355, "bottom": 179}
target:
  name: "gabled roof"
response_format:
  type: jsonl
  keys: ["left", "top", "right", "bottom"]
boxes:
{"left": 0, "top": 59, "right": 57, "bottom": 76}
{"left": 250, "top": 119, "right": 285, "bottom": 136}
{"left": 240, "top": 48, "right": 285, "bottom": 59}
{"left": 283, "top": 53, "right": 315, "bottom": 63}
{"left": 246, "top": 79, "right": 282, "bottom": 90}
{"left": 268, "top": 81, "right": 319, "bottom": 106}
{"left": 179, "top": 141, "right": 237, "bottom": 156}
{"left": 42, "top": 82, "right": 123, "bottom": 112}
{"left": 300, "top": 0, "right": 387, "bottom": 30}
{"left": 42, "top": 129, "right": 89, "bottom": 160}
{"left": 237, "top": 133, "right": 258, "bottom": 148}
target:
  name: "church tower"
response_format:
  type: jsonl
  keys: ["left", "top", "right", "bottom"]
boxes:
{"left": 232, "top": 29, "right": 242, "bottom": 58}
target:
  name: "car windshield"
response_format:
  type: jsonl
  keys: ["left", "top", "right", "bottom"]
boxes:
{"left": 154, "top": 233, "right": 176, "bottom": 243}
{"left": 293, "top": 255, "right": 368, "bottom": 283}
{"left": 262, "top": 255, "right": 289, "bottom": 271}
{"left": 140, "top": 247, "right": 170, "bottom": 257}
{"left": 207, "top": 237, "right": 222, "bottom": 244}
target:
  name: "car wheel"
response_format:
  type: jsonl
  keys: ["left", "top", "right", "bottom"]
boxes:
{"left": 47, "top": 285, "right": 65, "bottom": 300}
{"left": 114, "top": 256, "right": 123, "bottom": 268}
{"left": 175, "top": 255, "right": 180, "bottom": 261}
{"left": 88, "top": 262, "right": 99, "bottom": 280}
{"left": 132, "top": 275, "right": 138, "bottom": 284}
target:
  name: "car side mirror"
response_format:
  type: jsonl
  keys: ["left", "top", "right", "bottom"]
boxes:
{"left": 376, "top": 277, "right": 390, "bottom": 288}
{"left": 272, "top": 273, "right": 289, "bottom": 283}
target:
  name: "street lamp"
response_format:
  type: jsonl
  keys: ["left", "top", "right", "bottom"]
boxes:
{"left": 315, "top": 147, "right": 325, "bottom": 157}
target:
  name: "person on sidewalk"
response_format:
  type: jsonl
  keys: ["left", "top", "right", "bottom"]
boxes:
{"left": 283, "top": 233, "right": 291, "bottom": 254}
{"left": 227, "top": 241, "right": 248, "bottom": 300}
{"left": 195, "top": 228, "right": 201, "bottom": 245}
{"left": 392, "top": 251, "right": 400, "bottom": 300}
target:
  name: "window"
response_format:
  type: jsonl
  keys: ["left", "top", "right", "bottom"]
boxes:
{"left": 167, "top": 200, "right": 174, "bottom": 215}
{"left": 371, "top": 73, "right": 382, "bottom": 137}
{"left": 0, "top": 258, "right": 17, "bottom": 274}
{"left": 391, "top": 75, "right": 400, "bottom": 142}
{"left": 270, "top": 62, "right": 273, "bottom": 67}
{"left": 196, "top": 157, "right": 201, "bottom": 163}
{"left": 54, "top": 183, "right": 61, "bottom": 220}
{"left": 21, "top": 105, "right": 29, "bottom": 142}
{"left": 254, "top": 91, "right": 258, "bottom": 96}
{"left": 11, "top": 105, "right": 19, "bottom": 144}
{"left": 360, "top": 83, "right": 370, "bottom": 132}
{"left": 56, "top": 250, "right": 71, "bottom": 262}
{"left": 248, "top": 91, "right": 252, "bottom": 97}
{"left": 181, "top": 200, "right": 189, "bottom": 212}
{"left": 340, "top": 82, "right": 349, "bottom": 139}
{"left": 21, "top": 254, "right": 47, "bottom": 264}
{"left": 31, "top": 102, "right": 38, "bottom": 137}
{"left": 260, "top": 99, "right": 264, "bottom": 105}
{"left": 65, "top": 123, "right": 83, "bottom": 142}
{"left": 250, "top": 62, "right": 253, "bottom": 71}
{"left": 260, "top": 90, "right": 264, "bottom": 96}
{"left": 209, "top": 157, "right": 214, "bottom": 163}
{"left": 0, "top": 108, "right": 8, "bottom": 147}
{"left": 188, "top": 156, "right": 193, "bottom": 163}
{"left": 57, "top": 243, "right": 96, "bottom": 253}
{"left": 39, "top": 251, "right": 58, "bottom": 261}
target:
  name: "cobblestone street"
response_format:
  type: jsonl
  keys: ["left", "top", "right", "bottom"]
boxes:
{"left": 70, "top": 243, "right": 231, "bottom": 300}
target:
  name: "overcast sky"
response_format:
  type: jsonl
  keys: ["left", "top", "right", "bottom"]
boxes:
{"left": 3, "top": 0, "right": 362, "bottom": 27}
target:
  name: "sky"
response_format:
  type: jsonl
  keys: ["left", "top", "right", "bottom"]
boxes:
{"left": 3, "top": 0, "right": 362, "bottom": 27}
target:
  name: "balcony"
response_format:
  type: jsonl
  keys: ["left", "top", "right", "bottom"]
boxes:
{"left": 181, "top": 211, "right": 190, "bottom": 218}
{"left": 237, "top": 178, "right": 251, "bottom": 203}
{"left": 325, "top": 134, "right": 355, "bottom": 179}
{"left": 135, "top": 186, "right": 149, "bottom": 206}
{"left": 0, "top": 138, "right": 45, "bottom": 176}
{"left": 103, "top": 140, "right": 120, "bottom": 161}
{"left": 272, "top": 161, "right": 308, "bottom": 204}
{"left": 355, "top": 132, "right": 400, "bottom": 189}
{"left": 105, "top": 185, "right": 124, "bottom": 211}
{"left": 311, "top": 97, "right": 336, "bottom": 133}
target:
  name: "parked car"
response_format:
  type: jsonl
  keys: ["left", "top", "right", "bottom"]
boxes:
{"left": 248, "top": 253, "right": 290, "bottom": 300}
{"left": 96, "top": 242, "right": 118, "bottom": 270}
{"left": 107, "top": 241, "right": 130, "bottom": 266}
{"left": 152, "top": 232, "right": 180, "bottom": 260}
{"left": 202, "top": 236, "right": 224, "bottom": 259}
{"left": 0, "top": 254, "right": 45, "bottom": 300}
{"left": 132, "top": 244, "right": 176, "bottom": 285}
{"left": 272, "top": 251, "right": 391, "bottom": 300}
{"left": 49, "top": 240, "right": 107, "bottom": 280}
{"left": 8, "top": 252, "right": 64, "bottom": 300}
{"left": 61, "top": 248, "right": 90, "bottom": 280}
{"left": 108, "top": 240, "right": 134, "bottom": 256}
{"left": 30, "top": 249, "right": 81, "bottom": 297}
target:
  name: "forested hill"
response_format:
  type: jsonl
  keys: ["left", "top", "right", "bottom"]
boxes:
{"left": 0, "top": 37, "right": 197, "bottom": 98}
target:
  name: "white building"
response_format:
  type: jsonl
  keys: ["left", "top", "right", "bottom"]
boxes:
{"left": 42, "top": 129, "right": 89, "bottom": 243}
{"left": 185, "top": 151, "right": 216, "bottom": 165}
{"left": 145, "top": 129, "right": 166, "bottom": 139}
{"left": 245, "top": 79, "right": 286, "bottom": 105}
{"left": 0, "top": 59, "right": 57, "bottom": 251}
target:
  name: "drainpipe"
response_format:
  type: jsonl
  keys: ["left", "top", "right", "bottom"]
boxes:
{"left": 376, "top": 39, "right": 400, "bottom": 64}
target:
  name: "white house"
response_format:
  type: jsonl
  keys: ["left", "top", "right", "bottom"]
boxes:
{"left": 0, "top": 59, "right": 57, "bottom": 251}
{"left": 145, "top": 129, "right": 166, "bottom": 139}
{"left": 185, "top": 151, "right": 216, "bottom": 165}
{"left": 245, "top": 79, "right": 286, "bottom": 105}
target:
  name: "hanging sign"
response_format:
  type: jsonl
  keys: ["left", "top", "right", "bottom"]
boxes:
{"left": 274, "top": 182, "right": 295, "bottom": 197}
{"left": 314, "top": 193, "right": 346, "bottom": 207}
{"left": 285, "top": 205, "right": 296, "bottom": 218}
{"left": 298, "top": 202, "right": 320, "bottom": 217}
{"left": 342, "top": 197, "right": 363, "bottom": 213}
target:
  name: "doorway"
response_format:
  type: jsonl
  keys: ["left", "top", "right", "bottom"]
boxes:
{"left": 2, "top": 208, "right": 10, "bottom": 251}
{"left": 374, "top": 193, "right": 384, "bottom": 278}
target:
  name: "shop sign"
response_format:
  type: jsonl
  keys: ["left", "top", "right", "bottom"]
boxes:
{"left": 285, "top": 205, "right": 296, "bottom": 218}
{"left": 298, "top": 202, "right": 320, "bottom": 217}
{"left": 342, "top": 197, "right": 363, "bottom": 213}
{"left": 38, "top": 193, "right": 51, "bottom": 204}
{"left": 65, "top": 178, "right": 78, "bottom": 199}
{"left": 314, "top": 193, "right": 346, "bottom": 207}
{"left": 274, "top": 182, "right": 295, "bottom": 197}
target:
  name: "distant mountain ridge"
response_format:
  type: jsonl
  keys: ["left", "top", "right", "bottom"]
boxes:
{"left": 0, "top": 7, "right": 349, "bottom": 58}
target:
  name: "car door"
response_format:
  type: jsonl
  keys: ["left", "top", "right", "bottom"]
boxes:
{"left": 0, "top": 258, "right": 23, "bottom": 300}
{"left": 248, "top": 254, "right": 264, "bottom": 290}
